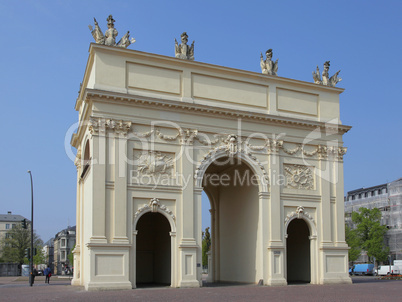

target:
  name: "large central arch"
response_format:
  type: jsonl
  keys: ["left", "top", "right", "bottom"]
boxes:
{"left": 197, "top": 150, "right": 267, "bottom": 284}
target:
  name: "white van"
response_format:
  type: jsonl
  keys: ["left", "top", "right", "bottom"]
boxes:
{"left": 376, "top": 265, "right": 400, "bottom": 275}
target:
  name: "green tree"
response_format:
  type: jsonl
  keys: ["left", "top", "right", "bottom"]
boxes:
{"left": 33, "top": 247, "right": 46, "bottom": 265}
{"left": 0, "top": 224, "right": 43, "bottom": 265}
{"left": 68, "top": 244, "right": 75, "bottom": 267}
{"left": 202, "top": 227, "right": 211, "bottom": 267}
{"left": 345, "top": 224, "right": 361, "bottom": 263}
{"left": 352, "top": 207, "right": 389, "bottom": 265}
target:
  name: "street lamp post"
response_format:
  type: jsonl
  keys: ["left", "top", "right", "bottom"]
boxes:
{"left": 27, "top": 170, "right": 34, "bottom": 287}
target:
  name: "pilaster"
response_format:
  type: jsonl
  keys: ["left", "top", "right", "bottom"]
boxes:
{"left": 90, "top": 130, "right": 107, "bottom": 243}
{"left": 112, "top": 131, "right": 130, "bottom": 244}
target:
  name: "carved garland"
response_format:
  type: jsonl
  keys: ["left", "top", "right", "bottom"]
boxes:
{"left": 285, "top": 206, "right": 315, "bottom": 224}
{"left": 88, "top": 117, "right": 347, "bottom": 162}
{"left": 134, "top": 198, "right": 175, "bottom": 221}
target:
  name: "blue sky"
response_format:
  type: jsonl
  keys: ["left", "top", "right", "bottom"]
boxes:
{"left": 0, "top": 0, "right": 401, "bottom": 241}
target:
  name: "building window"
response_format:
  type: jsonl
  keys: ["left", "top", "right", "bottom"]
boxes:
{"left": 12, "top": 224, "right": 16, "bottom": 229}
{"left": 61, "top": 251, "right": 66, "bottom": 261}
{"left": 5, "top": 233, "right": 10, "bottom": 239}
{"left": 61, "top": 239, "right": 66, "bottom": 247}
{"left": 5, "top": 224, "right": 10, "bottom": 229}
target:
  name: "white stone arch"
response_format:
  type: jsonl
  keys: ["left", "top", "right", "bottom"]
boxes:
{"left": 194, "top": 146, "right": 268, "bottom": 283}
{"left": 284, "top": 206, "right": 318, "bottom": 284}
{"left": 131, "top": 198, "right": 177, "bottom": 288}
{"left": 284, "top": 206, "right": 317, "bottom": 238}
{"left": 194, "top": 147, "right": 269, "bottom": 193}
{"left": 133, "top": 198, "right": 176, "bottom": 232}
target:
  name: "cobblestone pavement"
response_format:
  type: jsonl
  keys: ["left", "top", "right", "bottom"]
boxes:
{"left": 0, "top": 276, "right": 400, "bottom": 302}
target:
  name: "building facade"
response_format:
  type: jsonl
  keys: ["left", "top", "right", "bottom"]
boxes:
{"left": 345, "top": 178, "right": 402, "bottom": 262}
{"left": 53, "top": 226, "right": 76, "bottom": 275}
{"left": 71, "top": 42, "right": 351, "bottom": 290}
{"left": 0, "top": 211, "right": 28, "bottom": 243}
{"left": 42, "top": 239, "right": 54, "bottom": 272}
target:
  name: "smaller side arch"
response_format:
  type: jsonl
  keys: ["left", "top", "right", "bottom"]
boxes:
{"left": 284, "top": 206, "right": 317, "bottom": 238}
{"left": 133, "top": 198, "right": 176, "bottom": 233}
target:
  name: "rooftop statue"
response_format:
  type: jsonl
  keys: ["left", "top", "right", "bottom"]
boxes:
{"left": 175, "top": 32, "right": 194, "bottom": 60}
{"left": 260, "top": 49, "right": 278, "bottom": 76}
{"left": 88, "top": 15, "right": 135, "bottom": 48}
{"left": 312, "top": 61, "right": 342, "bottom": 87}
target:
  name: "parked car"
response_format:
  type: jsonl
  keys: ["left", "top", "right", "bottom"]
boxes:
{"left": 350, "top": 264, "right": 375, "bottom": 276}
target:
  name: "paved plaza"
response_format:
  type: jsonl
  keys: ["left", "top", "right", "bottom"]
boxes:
{"left": 0, "top": 276, "right": 400, "bottom": 301}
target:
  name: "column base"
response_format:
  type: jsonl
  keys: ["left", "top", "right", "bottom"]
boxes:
{"left": 320, "top": 276, "right": 353, "bottom": 285}
{"left": 85, "top": 281, "right": 133, "bottom": 291}
{"left": 71, "top": 278, "right": 81, "bottom": 286}
{"left": 179, "top": 279, "right": 201, "bottom": 288}
{"left": 266, "top": 277, "right": 287, "bottom": 286}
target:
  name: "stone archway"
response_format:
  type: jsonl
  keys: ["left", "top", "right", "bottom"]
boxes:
{"left": 136, "top": 212, "right": 171, "bottom": 285}
{"left": 284, "top": 206, "right": 318, "bottom": 284}
{"left": 200, "top": 155, "right": 262, "bottom": 284}
{"left": 132, "top": 199, "right": 177, "bottom": 288}
{"left": 286, "top": 219, "right": 311, "bottom": 283}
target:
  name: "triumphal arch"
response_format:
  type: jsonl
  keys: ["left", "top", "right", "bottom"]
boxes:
{"left": 71, "top": 17, "right": 351, "bottom": 290}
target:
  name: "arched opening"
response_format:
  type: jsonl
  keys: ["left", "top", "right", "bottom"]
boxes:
{"left": 136, "top": 212, "right": 171, "bottom": 286}
{"left": 286, "top": 219, "right": 311, "bottom": 283}
{"left": 202, "top": 156, "right": 260, "bottom": 284}
{"left": 83, "top": 139, "right": 90, "bottom": 164}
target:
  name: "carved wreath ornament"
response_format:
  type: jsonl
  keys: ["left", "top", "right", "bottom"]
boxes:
{"left": 134, "top": 198, "right": 175, "bottom": 221}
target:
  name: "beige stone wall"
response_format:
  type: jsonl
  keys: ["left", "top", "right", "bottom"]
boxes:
{"left": 71, "top": 44, "right": 352, "bottom": 290}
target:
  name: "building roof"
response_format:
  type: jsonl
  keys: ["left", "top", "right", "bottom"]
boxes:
{"left": 0, "top": 212, "right": 28, "bottom": 222}
{"left": 54, "top": 225, "right": 76, "bottom": 239}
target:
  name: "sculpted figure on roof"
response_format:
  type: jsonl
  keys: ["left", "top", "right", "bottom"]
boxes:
{"left": 313, "top": 61, "right": 342, "bottom": 87}
{"left": 260, "top": 49, "right": 278, "bottom": 76}
{"left": 175, "top": 32, "right": 195, "bottom": 60}
{"left": 89, "top": 15, "right": 135, "bottom": 48}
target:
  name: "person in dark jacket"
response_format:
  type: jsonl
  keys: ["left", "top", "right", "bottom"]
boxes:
{"left": 44, "top": 265, "right": 52, "bottom": 284}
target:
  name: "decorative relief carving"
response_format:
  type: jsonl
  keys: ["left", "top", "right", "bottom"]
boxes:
{"left": 134, "top": 198, "right": 175, "bottom": 221}
{"left": 285, "top": 206, "right": 315, "bottom": 224}
{"left": 88, "top": 117, "right": 131, "bottom": 136}
{"left": 87, "top": 118, "right": 347, "bottom": 163}
{"left": 194, "top": 134, "right": 269, "bottom": 184}
{"left": 106, "top": 119, "right": 132, "bottom": 136}
{"left": 136, "top": 151, "right": 174, "bottom": 175}
{"left": 284, "top": 164, "right": 314, "bottom": 190}
{"left": 74, "top": 148, "right": 82, "bottom": 169}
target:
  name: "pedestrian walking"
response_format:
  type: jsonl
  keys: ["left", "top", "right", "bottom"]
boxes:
{"left": 44, "top": 265, "right": 52, "bottom": 284}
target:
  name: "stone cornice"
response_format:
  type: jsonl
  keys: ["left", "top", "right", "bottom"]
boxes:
{"left": 78, "top": 89, "right": 351, "bottom": 138}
